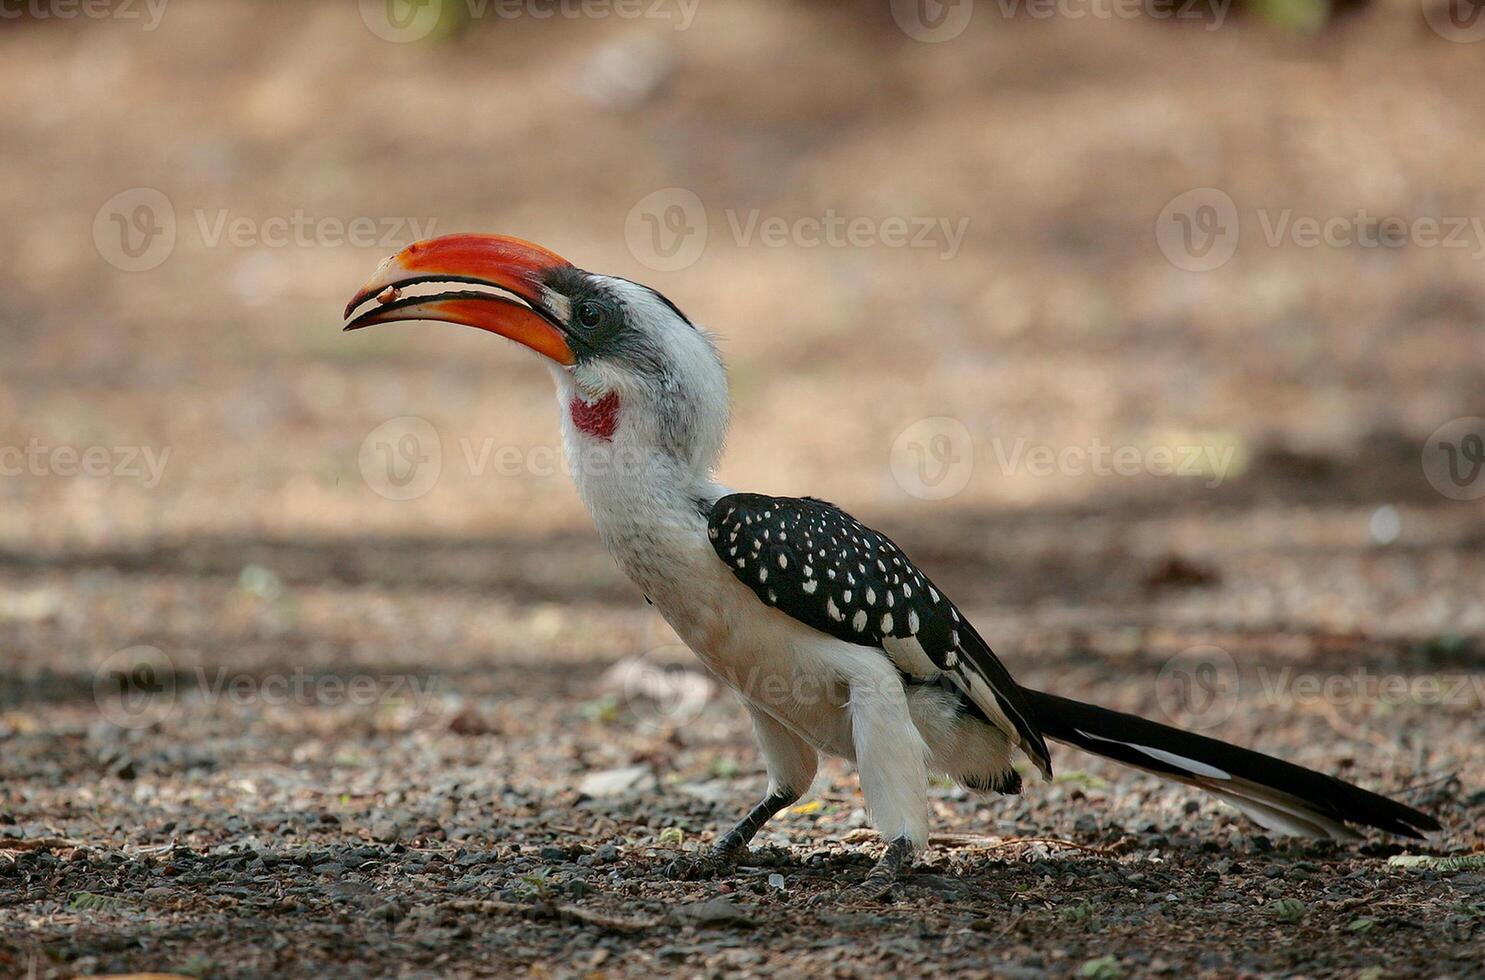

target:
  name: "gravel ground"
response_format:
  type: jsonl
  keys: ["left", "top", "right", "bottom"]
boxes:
{"left": 2, "top": 523, "right": 1481, "bottom": 977}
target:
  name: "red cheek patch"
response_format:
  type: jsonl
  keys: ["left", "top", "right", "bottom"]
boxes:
{"left": 570, "top": 391, "right": 620, "bottom": 441}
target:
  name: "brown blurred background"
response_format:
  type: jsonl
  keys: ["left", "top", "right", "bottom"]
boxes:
{"left": 5, "top": 0, "right": 1484, "bottom": 679}
{"left": 2, "top": 2, "right": 1484, "bottom": 975}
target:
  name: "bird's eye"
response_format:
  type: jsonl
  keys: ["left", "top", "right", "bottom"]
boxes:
{"left": 576, "top": 301, "right": 603, "bottom": 329}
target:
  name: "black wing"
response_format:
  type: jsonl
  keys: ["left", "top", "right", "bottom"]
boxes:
{"left": 708, "top": 492, "right": 1052, "bottom": 777}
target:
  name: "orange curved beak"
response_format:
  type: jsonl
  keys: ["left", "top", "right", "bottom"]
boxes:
{"left": 342, "top": 233, "right": 577, "bottom": 366}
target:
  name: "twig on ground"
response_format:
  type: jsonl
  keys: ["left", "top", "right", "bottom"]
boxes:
{"left": 838, "top": 829, "right": 1117, "bottom": 856}
{"left": 0, "top": 836, "right": 87, "bottom": 852}
{"left": 444, "top": 898, "right": 656, "bottom": 934}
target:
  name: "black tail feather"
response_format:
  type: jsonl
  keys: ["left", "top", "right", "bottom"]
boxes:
{"left": 1023, "top": 688, "right": 1440, "bottom": 840}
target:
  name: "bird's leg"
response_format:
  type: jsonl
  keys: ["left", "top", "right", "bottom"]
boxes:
{"left": 838, "top": 672, "right": 929, "bottom": 901}
{"left": 665, "top": 787, "right": 799, "bottom": 879}
{"left": 667, "top": 707, "right": 817, "bottom": 880}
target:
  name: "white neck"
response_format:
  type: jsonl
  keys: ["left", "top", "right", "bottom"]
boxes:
{"left": 550, "top": 367, "right": 729, "bottom": 604}
{"left": 536, "top": 275, "right": 733, "bottom": 605}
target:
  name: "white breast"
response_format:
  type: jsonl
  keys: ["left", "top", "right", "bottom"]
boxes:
{"left": 556, "top": 388, "right": 950, "bottom": 768}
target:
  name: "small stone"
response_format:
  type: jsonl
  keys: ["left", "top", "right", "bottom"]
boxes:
{"left": 579, "top": 766, "right": 652, "bottom": 798}
{"left": 670, "top": 898, "right": 755, "bottom": 928}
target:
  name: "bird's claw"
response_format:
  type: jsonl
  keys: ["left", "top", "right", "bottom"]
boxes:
{"left": 838, "top": 836, "right": 912, "bottom": 903}
{"left": 840, "top": 869, "right": 899, "bottom": 903}
{"left": 664, "top": 846, "right": 742, "bottom": 880}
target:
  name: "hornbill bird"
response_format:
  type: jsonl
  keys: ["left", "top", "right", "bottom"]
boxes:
{"left": 344, "top": 234, "right": 1439, "bottom": 897}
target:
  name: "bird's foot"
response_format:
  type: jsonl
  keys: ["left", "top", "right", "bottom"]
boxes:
{"left": 840, "top": 836, "right": 914, "bottom": 903}
{"left": 664, "top": 842, "right": 744, "bottom": 880}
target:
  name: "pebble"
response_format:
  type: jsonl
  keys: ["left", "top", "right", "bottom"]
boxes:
{"left": 670, "top": 898, "right": 755, "bottom": 928}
